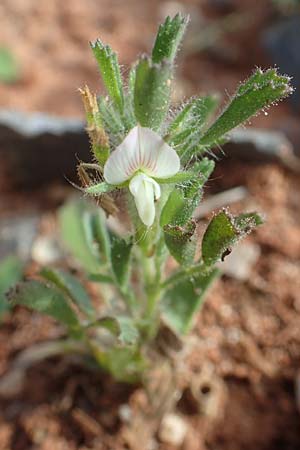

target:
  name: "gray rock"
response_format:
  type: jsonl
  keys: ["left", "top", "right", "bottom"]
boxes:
{"left": 0, "top": 214, "right": 39, "bottom": 261}
{"left": 0, "top": 109, "right": 89, "bottom": 189}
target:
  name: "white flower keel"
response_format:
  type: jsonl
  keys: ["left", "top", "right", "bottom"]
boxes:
{"left": 129, "top": 173, "right": 161, "bottom": 226}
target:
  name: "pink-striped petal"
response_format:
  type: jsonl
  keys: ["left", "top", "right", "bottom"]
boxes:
{"left": 104, "top": 125, "right": 180, "bottom": 185}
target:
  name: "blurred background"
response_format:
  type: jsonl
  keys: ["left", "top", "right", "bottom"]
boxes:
{"left": 0, "top": 1, "right": 300, "bottom": 449}
{"left": 0, "top": 0, "right": 300, "bottom": 193}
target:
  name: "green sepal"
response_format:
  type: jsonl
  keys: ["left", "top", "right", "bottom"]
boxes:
{"left": 90, "top": 39, "right": 124, "bottom": 113}
{"left": 40, "top": 267, "right": 95, "bottom": 319}
{"left": 154, "top": 171, "right": 197, "bottom": 184}
{"left": 134, "top": 56, "right": 172, "bottom": 130}
{"left": 152, "top": 14, "right": 189, "bottom": 64}
{"left": 84, "top": 181, "right": 114, "bottom": 196}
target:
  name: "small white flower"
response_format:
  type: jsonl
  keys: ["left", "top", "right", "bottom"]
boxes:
{"left": 104, "top": 125, "right": 180, "bottom": 226}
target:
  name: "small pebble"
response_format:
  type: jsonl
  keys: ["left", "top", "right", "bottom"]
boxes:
{"left": 118, "top": 404, "right": 132, "bottom": 423}
{"left": 159, "top": 413, "right": 187, "bottom": 446}
{"left": 31, "top": 235, "right": 62, "bottom": 264}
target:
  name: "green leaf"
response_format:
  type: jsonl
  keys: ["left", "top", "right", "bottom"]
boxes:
{"left": 0, "top": 48, "right": 19, "bottom": 83}
{"left": 199, "top": 68, "right": 293, "bottom": 148}
{"left": 90, "top": 40, "right": 124, "bottom": 113}
{"left": 160, "top": 188, "right": 187, "bottom": 227}
{"left": 160, "top": 158, "right": 215, "bottom": 228}
{"left": 84, "top": 181, "right": 114, "bottom": 196}
{"left": 88, "top": 273, "right": 114, "bottom": 283}
{"left": 111, "top": 237, "right": 133, "bottom": 288}
{"left": 134, "top": 56, "right": 172, "bottom": 130}
{"left": 192, "top": 157, "right": 216, "bottom": 181}
{"left": 8, "top": 280, "right": 81, "bottom": 333}
{"left": 40, "top": 268, "right": 95, "bottom": 319}
{"left": 163, "top": 267, "right": 219, "bottom": 334}
{"left": 89, "top": 316, "right": 139, "bottom": 346}
{"left": 234, "top": 211, "right": 264, "bottom": 230}
{"left": 152, "top": 14, "right": 189, "bottom": 64}
{"left": 117, "top": 317, "right": 139, "bottom": 345}
{"left": 93, "top": 346, "right": 145, "bottom": 383}
{"left": 202, "top": 210, "right": 238, "bottom": 266}
{"left": 122, "top": 66, "right": 138, "bottom": 131}
{"left": 90, "top": 208, "right": 111, "bottom": 264}
{"left": 201, "top": 210, "right": 263, "bottom": 266}
{"left": 166, "top": 95, "right": 219, "bottom": 163}
{"left": 0, "top": 256, "right": 23, "bottom": 317}
{"left": 168, "top": 95, "right": 219, "bottom": 144}
{"left": 164, "top": 220, "right": 197, "bottom": 265}
{"left": 58, "top": 200, "right": 99, "bottom": 272}
{"left": 160, "top": 184, "right": 199, "bottom": 228}
{"left": 98, "top": 96, "right": 126, "bottom": 143}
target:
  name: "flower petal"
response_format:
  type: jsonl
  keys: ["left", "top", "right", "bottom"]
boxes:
{"left": 136, "top": 126, "right": 180, "bottom": 179}
{"left": 104, "top": 126, "right": 140, "bottom": 185}
{"left": 129, "top": 173, "right": 161, "bottom": 227}
{"left": 104, "top": 125, "right": 180, "bottom": 185}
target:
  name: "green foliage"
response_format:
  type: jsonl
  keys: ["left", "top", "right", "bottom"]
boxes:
{"left": 59, "top": 200, "right": 99, "bottom": 272}
{"left": 8, "top": 281, "right": 81, "bottom": 334}
{"left": 84, "top": 181, "right": 114, "bottom": 195}
{"left": 111, "top": 237, "right": 133, "bottom": 288}
{"left": 199, "top": 68, "right": 292, "bottom": 149}
{"left": 202, "top": 210, "right": 237, "bottom": 266}
{"left": 0, "top": 256, "right": 23, "bottom": 316}
{"left": 90, "top": 208, "right": 111, "bottom": 264}
{"left": 93, "top": 316, "right": 139, "bottom": 346}
{"left": 134, "top": 57, "right": 172, "bottom": 130}
{"left": 160, "top": 159, "right": 215, "bottom": 264}
{"left": 0, "top": 48, "right": 19, "bottom": 83}
{"left": 91, "top": 40, "right": 124, "bottom": 113}
{"left": 167, "top": 95, "right": 220, "bottom": 160}
{"left": 160, "top": 158, "right": 215, "bottom": 227}
{"left": 152, "top": 14, "right": 189, "bottom": 64}
{"left": 40, "top": 267, "right": 95, "bottom": 319}
{"left": 163, "top": 267, "right": 219, "bottom": 334}
{"left": 8, "top": 14, "right": 293, "bottom": 382}
{"left": 154, "top": 171, "right": 199, "bottom": 184}
{"left": 94, "top": 346, "right": 145, "bottom": 383}
{"left": 98, "top": 96, "right": 126, "bottom": 142}
{"left": 169, "top": 95, "right": 219, "bottom": 136}
{"left": 202, "top": 210, "right": 264, "bottom": 266}
{"left": 164, "top": 220, "right": 196, "bottom": 265}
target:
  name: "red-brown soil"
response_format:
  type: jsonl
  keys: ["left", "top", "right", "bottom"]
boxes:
{"left": 0, "top": 0, "right": 300, "bottom": 449}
